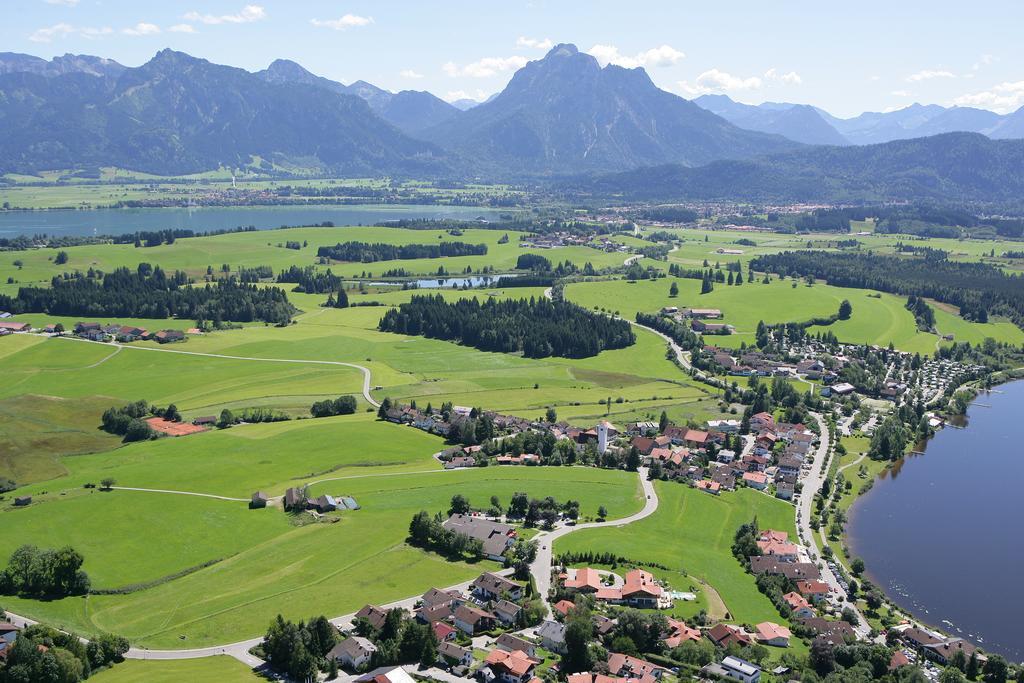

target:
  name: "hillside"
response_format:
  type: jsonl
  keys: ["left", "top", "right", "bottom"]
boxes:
{"left": 0, "top": 50, "right": 446, "bottom": 176}
{"left": 575, "top": 132, "right": 1024, "bottom": 204}
{"left": 419, "top": 44, "right": 798, "bottom": 173}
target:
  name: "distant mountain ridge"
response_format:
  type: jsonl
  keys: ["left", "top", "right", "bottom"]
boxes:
{"left": 0, "top": 49, "right": 445, "bottom": 176}
{"left": 695, "top": 94, "right": 1024, "bottom": 144}
{"left": 0, "top": 52, "right": 125, "bottom": 80}
{"left": 418, "top": 43, "right": 799, "bottom": 173}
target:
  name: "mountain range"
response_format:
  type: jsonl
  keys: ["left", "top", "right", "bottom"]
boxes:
{"left": 1, "top": 47, "right": 1023, "bottom": 204}
{"left": 694, "top": 94, "right": 1024, "bottom": 145}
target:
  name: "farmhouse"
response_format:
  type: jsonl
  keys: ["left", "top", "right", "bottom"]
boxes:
{"left": 0, "top": 321, "right": 30, "bottom": 332}
{"left": 283, "top": 487, "right": 304, "bottom": 511}
{"left": 153, "top": 329, "right": 186, "bottom": 344}
{"left": 686, "top": 308, "right": 722, "bottom": 319}
{"left": 249, "top": 492, "right": 268, "bottom": 509}
{"left": 443, "top": 514, "right": 516, "bottom": 561}
{"left": 13, "top": 496, "right": 31, "bottom": 507}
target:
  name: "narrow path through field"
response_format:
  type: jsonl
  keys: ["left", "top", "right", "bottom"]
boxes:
{"left": 82, "top": 344, "right": 123, "bottom": 369}
{"left": 52, "top": 335, "right": 380, "bottom": 407}
{"left": 837, "top": 453, "right": 866, "bottom": 476}
{"left": 109, "top": 486, "right": 249, "bottom": 502}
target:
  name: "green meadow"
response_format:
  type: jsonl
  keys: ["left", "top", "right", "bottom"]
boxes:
{"left": 557, "top": 483, "right": 796, "bottom": 625}
{"left": 90, "top": 656, "right": 260, "bottom": 682}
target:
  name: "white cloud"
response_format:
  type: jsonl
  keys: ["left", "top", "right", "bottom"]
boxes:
{"left": 43, "top": 0, "right": 79, "bottom": 6}
{"left": 906, "top": 69, "right": 955, "bottom": 82}
{"left": 29, "top": 23, "right": 112, "bottom": 42}
{"left": 891, "top": 90, "right": 912, "bottom": 97}
{"left": 587, "top": 44, "right": 685, "bottom": 69}
{"left": 310, "top": 14, "right": 373, "bottom": 30}
{"left": 952, "top": 81, "right": 1024, "bottom": 114}
{"left": 183, "top": 4, "right": 265, "bottom": 25}
{"left": 400, "top": 69, "right": 424, "bottom": 79}
{"left": 122, "top": 22, "right": 161, "bottom": 36}
{"left": 764, "top": 68, "right": 802, "bottom": 85}
{"left": 972, "top": 54, "right": 997, "bottom": 71}
{"left": 169, "top": 23, "right": 196, "bottom": 34}
{"left": 443, "top": 55, "right": 528, "bottom": 78}
{"left": 516, "top": 36, "right": 553, "bottom": 50}
{"left": 678, "top": 68, "right": 762, "bottom": 95}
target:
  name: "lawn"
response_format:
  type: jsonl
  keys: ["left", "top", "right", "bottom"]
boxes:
{"left": 90, "top": 657, "right": 261, "bottom": 682}
{"left": 556, "top": 482, "right": 796, "bottom": 625}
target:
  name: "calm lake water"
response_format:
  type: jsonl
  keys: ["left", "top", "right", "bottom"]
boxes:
{"left": 0, "top": 205, "right": 504, "bottom": 238}
{"left": 848, "top": 380, "right": 1024, "bottom": 660}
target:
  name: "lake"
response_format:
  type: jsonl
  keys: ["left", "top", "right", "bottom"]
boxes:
{"left": 848, "top": 380, "right": 1024, "bottom": 660}
{"left": 0, "top": 204, "right": 504, "bottom": 238}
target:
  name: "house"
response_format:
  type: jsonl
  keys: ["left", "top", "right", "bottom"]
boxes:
{"left": 924, "top": 639, "right": 982, "bottom": 666}
{"left": 472, "top": 572, "right": 523, "bottom": 602}
{"left": 553, "top": 599, "right": 575, "bottom": 617}
{"left": 630, "top": 436, "right": 657, "bottom": 456}
{"left": 754, "top": 622, "right": 791, "bottom": 647}
{"left": 283, "top": 487, "right": 304, "bottom": 511}
{"left": 695, "top": 479, "right": 720, "bottom": 495}
{"left": 420, "top": 587, "right": 464, "bottom": 611}
{"left": 619, "top": 569, "right": 669, "bottom": 609}
{"left": 192, "top": 415, "right": 216, "bottom": 426}
{"left": 750, "top": 412, "right": 775, "bottom": 432}
{"left": 756, "top": 535, "right": 798, "bottom": 561}
{"left": 443, "top": 515, "right": 516, "bottom": 561}
{"left": 706, "top": 624, "right": 752, "bottom": 649}
{"left": 607, "top": 652, "right": 668, "bottom": 681}
{"left": 329, "top": 636, "right": 378, "bottom": 670}
{"left": 593, "top": 614, "right": 617, "bottom": 637}
{"left": 453, "top": 604, "right": 496, "bottom": 635}
{"left": 153, "top": 329, "right": 186, "bottom": 344}
{"left": 564, "top": 567, "right": 603, "bottom": 593}
{"left": 13, "top": 496, "right": 31, "bottom": 507}
{"left": 493, "top": 599, "right": 523, "bottom": 626}
{"left": 797, "top": 618, "right": 856, "bottom": 646}
{"left": 717, "top": 449, "right": 737, "bottom": 464}
{"left": 483, "top": 648, "right": 539, "bottom": 683}
{"left": 796, "top": 580, "right": 831, "bottom": 603}
{"left": 446, "top": 456, "right": 477, "bottom": 469}
{"left": 683, "top": 429, "right": 709, "bottom": 449}
{"left": 536, "top": 619, "right": 566, "bottom": 653}
{"left": 707, "top": 419, "right": 741, "bottom": 433}
{"left": 662, "top": 425, "right": 689, "bottom": 444}
{"left": 743, "top": 471, "right": 768, "bottom": 490}
{"left": 720, "top": 656, "right": 762, "bottom": 683}
{"left": 355, "top": 604, "right": 391, "bottom": 631}
{"left": 496, "top": 633, "right": 536, "bottom": 658}
{"left": 749, "top": 558, "right": 820, "bottom": 581}
{"left": 438, "top": 641, "right": 474, "bottom": 669}
{"left": 0, "top": 321, "right": 30, "bottom": 333}
{"left": 831, "top": 382, "right": 856, "bottom": 396}
{"left": 711, "top": 468, "right": 736, "bottom": 491}
{"left": 115, "top": 326, "right": 147, "bottom": 342}
{"left": 664, "top": 619, "right": 701, "bottom": 648}
{"left": 686, "top": 308, "right": 722, "bottom": 319}
{"left": 775, "top": 482, "right": 795, "bottom": 500}
{"left": 355, "top": 667, "right": 417, "bottom": 683}
{"left": 432, "top": 622, "right": 457, "bottom": 642}
{"left": 0, "top": 621, "right": 19, "bottom": 661}
{"left": 314, "top": 494, "right": 338, "bottom": 512}
{"left": 249, "top": 492, "right": 268, "bottom": 509}
{"left": 889, "top": 651, "right": 911, "bottom": 672}
{"left": 783, "top": 592, "right": 815, "bottom": 618}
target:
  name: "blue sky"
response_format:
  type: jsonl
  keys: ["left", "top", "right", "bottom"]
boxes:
{"left": 4, "top": 0, "right": 1023, "bottom": 117}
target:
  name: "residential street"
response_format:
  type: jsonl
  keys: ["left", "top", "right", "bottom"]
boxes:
{"left": 801, "top": 413, "right": 869, "bottom": 638}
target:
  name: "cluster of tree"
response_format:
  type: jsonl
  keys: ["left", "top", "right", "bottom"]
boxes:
{"left": 110, "top": 228, "right": 196, "bottom": 247}
{"left": 0, "top": 477, "right": 17, "bottom": 494}
{"left": 353, "top": 608, "right": 440, "bottom": 671}
{"left": 479, "top": 430, "right": 579, "bottom": 466}
{"left": 624, "top": 261, "right": 665, "bottom": 281}
{"left": 276, "top": 265, "right": 342, "bottom": 294}
{"left": 905, "top": 295, "right": 936, "bottom": 332}
{"left": 261, "top": 614, "right": 339, "bottom": 682}
{"left": 100, "top": 400, "right": 157, "bottom": 442}
{"left": 309, "top": 395, "right": 358, "bottom": 418}
{"left": 407, "top": 510, "right": 485, "bottom": 560}
{"left": 215, "top": 407, "right": 291, "bottom": 428}
{"left": 234, "top": 265, "right": 274, "bottom": 282}
{"left": 323, "top": 289, "right": 350, "bottom": 308}
{"left": 0, "top": 235, "right": 109, "bottom": 252}
{"left": 0, "top": 624, "right": 128, "bottom": 683}
{"left": 750, "top": 251, "right": 1024, "bottom": 328}
{"left": 0, "top": 266, "right": 295, "bottom": 324}
{"left": 508, "top": 492, "right": 580, "bottom": 528}
{"left": 794, "top": 208, "right": 855, "bottom": 232}
{"left": 379, "top": 295, "right": 635, "bottom": 359}
{"left": 868, "top": 413, "right": 911, "bottom": 461}
{"left": 0, "top": 545, "right": 90, "bottom": 597}
{"left": 316, "top": 241, "right": 487, "bottom": 262}
{"left": 515, "top": 254, "right": 587, "bottom": 277}
{"left": 636, "top": 312, "right": 702, "bottom": 351}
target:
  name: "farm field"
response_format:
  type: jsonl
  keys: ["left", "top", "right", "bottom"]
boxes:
{"left": 90, "top": 656, "right": 261, "bottom": 682}
{"left": 556, "top": 483, "right": 796, "bottom": 625}
{"left": 565, "top": 276, "right": 1023, "bottom": 353}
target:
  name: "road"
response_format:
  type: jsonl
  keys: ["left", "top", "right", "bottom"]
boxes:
{"left": 528, "top": 467, "right": 659, "bottom": 617}
{"left": 55, "top": 335, "right": 380, "bottom": 407}
{"left": 799, "top": 413, "right": 869, "bottom": 638}
{"left": 108, "top": 486, "right": 250, "bottom": 502}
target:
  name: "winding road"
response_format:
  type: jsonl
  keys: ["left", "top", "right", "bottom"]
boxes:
{"left": 54, "top": 335, "right": 380, "bottom": 407}
{"left": 529, "top": 467, "right": 659, "bottom": 617}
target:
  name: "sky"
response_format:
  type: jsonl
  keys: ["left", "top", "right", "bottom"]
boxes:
{"left": 3, "top": 0, "right": 1023, "bottom": 118}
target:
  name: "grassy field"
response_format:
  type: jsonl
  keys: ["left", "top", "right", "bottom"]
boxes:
{"left": 90, "top": 657, "right": 261, "bottom": 682}
{"left": 556, "top": 483, "right": 796, "bottom": 625}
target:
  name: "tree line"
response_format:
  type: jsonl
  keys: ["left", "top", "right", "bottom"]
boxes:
{"left": 750, "top": 251, "right": 1024, "bottom": 328}
{"left": 275, "top": 265, "right": 342, "bottom": 293}
{"left": 378, "top": 295, "right": 635, "bottom": 359}
{"left": 0, "top": 545, "right": 90, "bottom": 598}
{"left": 0, "top": 265, "right": 295, "bottom": 324}
{"left": 316, "top": 240, "right": 487, "bottom": 262}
